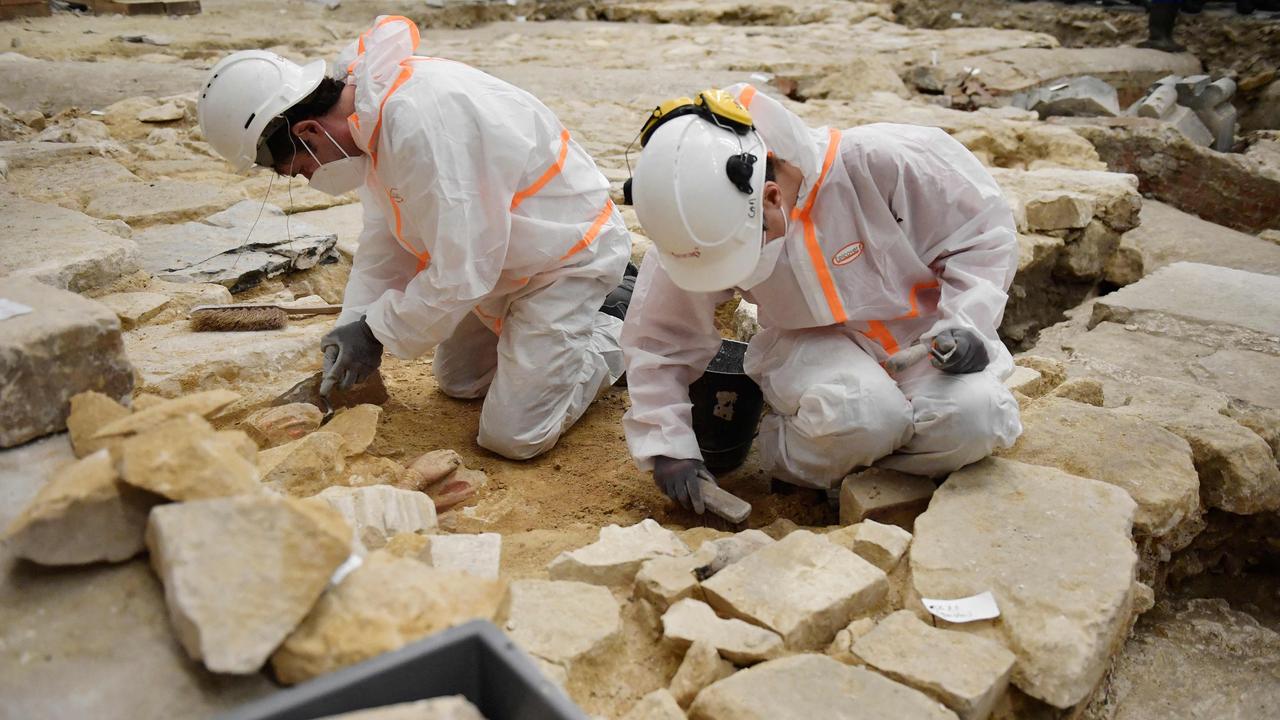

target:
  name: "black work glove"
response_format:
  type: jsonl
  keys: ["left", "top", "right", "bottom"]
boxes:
{"left": 653, "top": 456, "right": 707, "bottom": 515}
{"left": 319, "top": 317, "right": 384, "bottom": 396}
{"left": 929, "top": 328, "right": 990, "bottom": 374}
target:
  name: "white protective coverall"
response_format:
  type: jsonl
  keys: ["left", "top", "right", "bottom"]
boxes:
{"left": 622, "top": 84, "right": 1023, "bottom": 488}
{"left": 334, "top": 17, "right": 630, "bottom": 459}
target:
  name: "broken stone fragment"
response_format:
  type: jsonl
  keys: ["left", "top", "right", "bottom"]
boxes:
{"left": 423, "top": 533, "right": 501, "bottom": 579}
{"left": 999, "top": 397, "right": 1200, "bottom": 539}
{"left": 95, "top": 291, "right": 171, "bottom": 330}
{"left": 307, "top": 485, "right": 437, "bottom": 552}
{"left": 319, "top": 404, "right": 381, "bottom": 456}
{"left": 850, "top": 520, "right": 913, "bottom": 573}
{"left": 120, "top": 414, "right": 262, "bottom": 501}
{"left": 548, "top": 518, "right": 691, "bottom": 586}
{"left": 688, "top": 654, "right": 958, "bottom": 720}
{"left": 1002, "top": 366, "right": 1044, "bottom": 398}
{"left": 622, "top": 689, "right": 686, "bottom": 720}
{"left": 670, "top": 640, "right": 735, "bottom": 709}
{"left": 94, "top": 389, "right": 240, "bottom": 439}
{"left": 1047, "top": 377, "right": 1105, "bottom": 406}
{"left": 910, "top": 457, "right": 1138, "bottom": 709}
{"left": 694, "top": 529, "right": 775, "bottom": 580}
{"left": 497, "top": 579, "right": 621, "bottom": 672}
{"left": 701, "top": 530, "right": 889, "bottom": 650}
{"left": 258, "top": 431, "right": 347, "bottom": 497}
{"left": 137, "top": 102, "right": 184, "bottom": 123}
{"left": 243, "top": 403, "right": 322, "bottom": 448}
{"left": 272, "top": 550, "right": 506, "bottom": 684}
{"left": 312, "top": 697, "right": 485, "bottom": 720}
{"left": 826, "top": 617, "right": 878, "bottom": 665}
{"left": 426, "top": 467, "right": 488, "bottom": 512}
{"left": 661, "top": 598, "right": 783, "bottom": 665}
{"left": 838, "top": 468, "right": 936, "bottom": 528}
{"left": 272, "top": 369, "right": 389, "bottom": 413}
{"left": 402, "top": 449, "right": 463, "bottom": 488}
{"left": 852, "top": 611, "right": 1016, "bottom": 720}
{"left": 0, "top": 278, "right": 134, "bottom": 448}
{"left": 66, "top": 390, "right": 130, "bottom": 458}
{"left": 1013, "top": 356, "right": 1067, "bottom": 390}
{"left": 635, "top": 545, "right": 715, "bottom": 610}
{"left": 1023, "top": 191, "right": 1094, "bottom": 232}
{"left": 4, "top": 450, "right": 160, "bottom": 566}
{"left": 347, "top": 454, "right": 411, "bottom": 487}
{"left": 147, "top": 494, "right": 351, "bottom": 674}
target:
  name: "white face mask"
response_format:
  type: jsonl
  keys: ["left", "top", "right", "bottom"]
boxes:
{"left": 738, "top": 212, "right": 789, "bottom": 290}
{"left": 300, "top": 127, "right": 367, "bottom": 196}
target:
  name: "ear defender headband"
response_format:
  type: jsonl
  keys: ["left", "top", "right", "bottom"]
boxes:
{"left": 623, "top": 89, "right": 757, "bottom": 205}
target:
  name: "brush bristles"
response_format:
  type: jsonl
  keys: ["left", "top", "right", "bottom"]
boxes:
{"left": 190, "top": 306, "right": 289, "bottom": 332}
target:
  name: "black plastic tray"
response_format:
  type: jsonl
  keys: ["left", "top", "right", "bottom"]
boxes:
{"left": 218, "top": 620, "right": 589, "bottom": 720}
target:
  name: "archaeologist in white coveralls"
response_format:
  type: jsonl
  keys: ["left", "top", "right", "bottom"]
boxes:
{"left": 622, "top": 86, "right": 1024, "bottom": 513}
{"left": 196, "top": 16, "right": 635, "bottom": 460}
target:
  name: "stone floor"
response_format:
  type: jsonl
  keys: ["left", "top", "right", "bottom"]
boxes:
{"left": 1, "top": 2, "right": 1278, "bottom": 720}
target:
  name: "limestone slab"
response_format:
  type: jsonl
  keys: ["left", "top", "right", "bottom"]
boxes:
{"left": 0, "top": 278, "right": 133, "bottom": 448}
{"left": 146, "top": 494, "right": 351, "bottom": 674}
{"left": 850, "top": 520, "right": 912, "bottom": 573}
{"left": 1121, "top": 200, "right": 1280, "bottom": 277}
{"left": 120, "top": 414, "right": 262, "bottom": 501}
{"left": 839, "top": 468, "right": 936, "bottom": 529}
{"left": 272, "top": 551, "right": 506, "bottom": 684}
{"left": 910, "top": 458, "right": 1138, "bottom": 708}
{"left": 852, "top": 611, "right": 1015, "bottom": 720}
{"left": 548, "top": 518, "right": 690, "bottom": 586}
{"left": 85, "top": 180, "right": 239, "bottom": 228}
{"left": 309, "top": 485, "right": 437, "bottom": 552}
{"left": 497, "top": 579, "right": 621, "bottom": 669}
{"left": 1093, "top": 262, "right": 1280, "bottom": 338}
{"left": 688, "top": 654, "right": 958, "bottom": 720}
{"left": 701, "top": 530, "right": 889, "bottom": 650}
{"left": 320, "top": 403, "right": 382, "bottom": 456}
{"left": 0, "top": 190, "right": 140, "bottom": 293}
{"left": 635, "top": 546, "right": 714, "bottom": 610}
{"left": 4, "top": 450, "right": 158, "bottom": 566}
{"left": 424, "top": 532, "right": 501, "bottom": 579}
{"left": 999, "top": 397, "right": 1200, "bottom": 538}
{"left": 661, "top": 598, "right": 783, "bottom": 665}
{"left": 96, "top": 291, "right": 171, "bottom": 330}
{"left": 670, "top": 640, "right": 735, "bottom": 709}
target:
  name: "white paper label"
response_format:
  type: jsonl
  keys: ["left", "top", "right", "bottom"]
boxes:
{"left": 921, "top": 591, "right": 1001, "bottom": 623}
{"left": 0, "top": 298, "right": 34, "bottom": 321}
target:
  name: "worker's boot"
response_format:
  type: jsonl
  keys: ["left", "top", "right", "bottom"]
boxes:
{"left": 1138, "top": 4, "right": 1186, "bottom": 52}
{"left": 600, "top": 262, "right": 638, "bottom": 321}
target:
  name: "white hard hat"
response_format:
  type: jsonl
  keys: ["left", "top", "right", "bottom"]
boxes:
{"left": 197, "top": 50, "right": 327, "bottom": 173}
{"left": 632, "top": 114, "right": 767, "bottom": 293}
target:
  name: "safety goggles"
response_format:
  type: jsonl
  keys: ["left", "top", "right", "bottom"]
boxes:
{"left": 637, "top": 89, "right": 754, "bottom": 147}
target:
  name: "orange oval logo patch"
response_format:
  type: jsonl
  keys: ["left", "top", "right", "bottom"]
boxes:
{"left": 832, "top": 242, "right": 863, "bottom": 266}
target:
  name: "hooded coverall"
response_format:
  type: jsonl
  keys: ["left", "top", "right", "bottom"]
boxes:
{"left": 334, "top": 17, "right": 630, "bottom": 459}
{"left": 622, "top": 84, "right": 1023, "bottom": 488}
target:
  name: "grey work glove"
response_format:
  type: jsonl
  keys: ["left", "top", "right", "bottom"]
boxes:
{"left": 653, "top": 456, "right": 707, "bottom": 515}
{"left": 929, "top": 327, "right": 990, "bottom": 374}
{"left": 319, "top": 317, "right": 383, "bottom": 397}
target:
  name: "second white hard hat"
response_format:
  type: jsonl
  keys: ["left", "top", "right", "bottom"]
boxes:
{"left": 197, "top": 50, "right": 327, "bottom": 173}
{"left": 632, "top": 114, "right": 767, "bottom": 293}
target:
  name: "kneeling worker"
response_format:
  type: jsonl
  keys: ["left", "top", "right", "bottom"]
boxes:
{"left": 197, "top": 16, "right": 631, "bottom": 459}
{"left": 622, "top": 87, "right": 1023, "bottom": 512}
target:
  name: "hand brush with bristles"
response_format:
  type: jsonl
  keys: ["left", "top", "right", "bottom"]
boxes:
{"left": 189, "top": 303, "right": 343, "bottom": 332}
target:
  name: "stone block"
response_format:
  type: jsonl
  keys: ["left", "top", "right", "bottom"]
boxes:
{"left": 634, "top": 546, "right": 713, "bottom": 611}
{"left": 120, "top": 414, "right": 262, "bottom": 501}
{"left": 702, "top": 531, "right": 889, "bottom": 651}
{"left": 66, "top": 390, "right": 130, "bottom": 458}
{"left": 1165, "top": 105, "right": 1213, "bottom": 147}
{"left": 622, "top": 689, "right": 686, "bottom": 720}
{"left": 497, "top": 579, "right": 620, "bottom": 671}
{"left": 839, "top": 468, "right": 936, "bottom": 529}
{"left": 94, "top": 292, "right": 171, "bottom": 331}
{"left": 319, "top": 404, "right": 381, "bottom": 456}
{"left": 1134, "top": 84, "right": 1177, "bottom": 119}
{"left": 0, "top": 278, "right": 133, "bottom": 448}
{"left": 826, "top": 617, "right": 878, "bottom": 665}
{"left": 243, "top": 403, "right": 323, "bottom": 448}
{"left": 258, "top": 431, "right": 348, "bottom": 497}
{"left": 1120, "top": 200, "right": 1280, "bottom": 277}
{"left": 147, "top": 494, "right": 351, "bottom": 674}
{"left": 4, "top": 450, "right": 159, "bottom": 566}
{"left": 850, "top": 520, "right": 912, "bottom": 572}
{"left": 94, "top": 389, "right": 240, "bottom": 439}
{"left": 84, "top": 180, "right": 239, "bottom": 229}
{"left": 423, "top": 533, "right": 501, "bottom": 579}
{"left": 852, "top": 611, "right": 1016, "bottom": 720}
{"left": 272, "top": 550, "right": 506, "bottom": 684}
{"left": 548, "top": 518, "right": 690, "bottom": 586}
{"left": 308, "top": 485, "right": 437, "bottom": 552}
{"left": 1092, "top": 262, "right": 1280, "bottom": 338}
{"left": 688, "top": 654, "right": 958, "bottom": 720}
{"left": 1023, "top": 76, "right": 1119, "bottom": 119}
{"left": 694, "top": 529, "right": 775, "bottom": 580}
{"left": 1003, "top": 366, "right": 1043, "bottom": 397}
{"left": 910, "top": 458, "right": 1138, "bottom": 708}
{"left": 999, "top": 397, "right": 1200, "bottom": 539}
{"left": 670, "top": 641, "right": 735, "bottom": 709}
{"left": 0, "top": 191, "right": 140, "bottom": 293}
{"left": 1022, "top": 191, "right": 1093, "bottom": 232}
{"left": 661, "top": 598, "right": 783, "bottom": 665}
{"left": 1058, "top": 220, "right": 1121, "bottom": 281}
